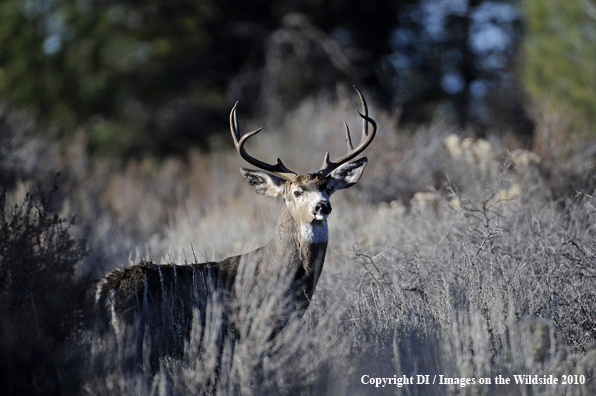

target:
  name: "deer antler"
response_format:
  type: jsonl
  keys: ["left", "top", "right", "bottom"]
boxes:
{"left": 230, "top": 102, "right": 297, "bottom": 180}
{"left": 317, "top": 86, "right": 377, "bottom": 177}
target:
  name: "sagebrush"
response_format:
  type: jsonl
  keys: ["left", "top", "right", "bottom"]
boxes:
{"left": 1, "top": 96, "right": 595, "bottom": 395}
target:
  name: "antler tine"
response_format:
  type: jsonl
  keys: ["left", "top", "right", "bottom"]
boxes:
{"left": 318, "top": 86, "right": 377, "bottom": 176}
{"left": 230, "top": 102, "right": 296, "bottom": 180}
{"left": 343, "top": 121, "right": 353, "bottom": 151}
{"left": 354, "top": 85, "right": 369, "bottom": 139}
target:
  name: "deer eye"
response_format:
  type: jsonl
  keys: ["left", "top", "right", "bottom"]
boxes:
{"left": 293, "top": 190, "right": 302, "bottom": 198}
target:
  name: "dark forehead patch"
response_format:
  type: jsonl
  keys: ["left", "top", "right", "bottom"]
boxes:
{"left": 293, "top": 174, "right": 327, "bottom": 189}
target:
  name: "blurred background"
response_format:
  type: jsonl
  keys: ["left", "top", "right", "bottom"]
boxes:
{"left": 1, "top": 1, "right": 596, "bottom": 395}
{"left": 1, "top": 0, "right": 594, "bottom": 161}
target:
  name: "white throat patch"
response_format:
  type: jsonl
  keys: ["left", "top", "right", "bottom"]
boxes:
{"left": 300, "top": 221, "right": 329, "bottom": 243}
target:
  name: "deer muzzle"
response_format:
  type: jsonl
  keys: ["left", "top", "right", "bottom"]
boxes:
{"left": 313, "top": 200, "right": 332, "bottom": 219}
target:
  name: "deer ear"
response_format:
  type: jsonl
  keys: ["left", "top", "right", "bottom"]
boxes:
{"left": 240, "top": 168, "right": 286, "bottom": 197}
{"left": 327, "top": 157, "right": 367, "bottom": 192}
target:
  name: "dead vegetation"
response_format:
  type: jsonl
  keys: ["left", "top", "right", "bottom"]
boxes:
{"left": 1, "top": 95, "right": 595, "bottom": 395}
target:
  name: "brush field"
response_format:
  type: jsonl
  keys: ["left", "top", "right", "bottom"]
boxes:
{"left": 1, "top": 97, "right": 595, "bottom": 395}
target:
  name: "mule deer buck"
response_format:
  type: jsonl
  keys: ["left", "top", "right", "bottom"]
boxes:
{"left": 96, "top": 86, "right": 376, "bottom": 361}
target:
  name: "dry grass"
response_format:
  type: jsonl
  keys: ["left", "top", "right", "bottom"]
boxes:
{"left": 1, "top": 94, "right": 595, "bottom": 395}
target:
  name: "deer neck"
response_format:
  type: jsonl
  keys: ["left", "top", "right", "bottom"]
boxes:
{"left": 268, "top": 204, "right": 328, "bottom": 290}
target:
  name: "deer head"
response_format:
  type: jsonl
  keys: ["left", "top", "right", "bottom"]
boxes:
{"left": 230, "top": 86, "right": 377, "bottom": 233}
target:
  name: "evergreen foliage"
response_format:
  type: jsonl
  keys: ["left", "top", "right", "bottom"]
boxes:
{"left": 0, "top": 0, "right": 534, "bottom": 158}
{"left": 522, "top": 0, "right": 596, "bottom": 130}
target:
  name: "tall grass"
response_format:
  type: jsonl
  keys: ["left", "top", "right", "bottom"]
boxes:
{"left": 0, "top": 94, "right": 595, "bottom": 395}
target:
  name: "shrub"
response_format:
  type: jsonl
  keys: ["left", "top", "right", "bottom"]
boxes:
{"left": 0, "top": 180, "right": 88, "bottom": 395}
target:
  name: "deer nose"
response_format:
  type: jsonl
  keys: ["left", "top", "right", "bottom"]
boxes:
{"left": 314, "top": 201, "right": 332, "bottom": 216}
